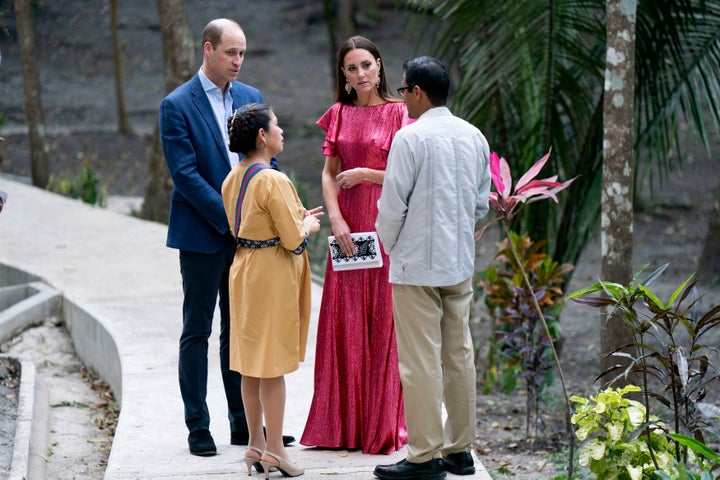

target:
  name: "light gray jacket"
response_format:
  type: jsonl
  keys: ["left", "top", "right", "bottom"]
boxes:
{"left": 376, "top": 107, "right": 491, "bottom": 286}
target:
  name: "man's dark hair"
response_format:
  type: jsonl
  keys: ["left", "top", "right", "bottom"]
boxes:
{"left": 402, "top": 56, "right": 449, "bottom": 106}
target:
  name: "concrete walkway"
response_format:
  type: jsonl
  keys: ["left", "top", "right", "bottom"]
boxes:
{"left": 0, "top": 177, "right": 491, "bottom": 479}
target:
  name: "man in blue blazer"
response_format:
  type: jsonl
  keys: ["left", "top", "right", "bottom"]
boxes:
{"left": 159, "top": 18, "right": 291, "bottom": 456}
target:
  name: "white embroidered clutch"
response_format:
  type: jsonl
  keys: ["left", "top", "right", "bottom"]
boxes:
{"left": 328, "top": 232, "right": 384, "bottom": 271}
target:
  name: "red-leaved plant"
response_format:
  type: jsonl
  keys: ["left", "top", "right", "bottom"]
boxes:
{"left": 477, "top": 148, "right": 576, "bottom": 239}
{"left": 478, "top": 148, "right": 577, "bottom": 478}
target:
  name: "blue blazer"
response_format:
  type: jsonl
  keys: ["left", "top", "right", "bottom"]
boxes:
{"left": 159, "top": 73, "right": 264, "bottom": 254}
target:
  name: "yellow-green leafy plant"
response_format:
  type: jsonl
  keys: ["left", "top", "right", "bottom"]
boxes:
{"left": 571, "top": 387, "right": 719, "bottom": 479}
{"left": 571, "top": 384, "right": 677, "bottom": 479}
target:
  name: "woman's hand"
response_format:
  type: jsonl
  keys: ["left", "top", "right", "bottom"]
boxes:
{"left": 330, "top": 216, "right": 355, "bottom": 257}
{"left": 304, "top": 206, "right": 324, "bottom": 218}
{"left": 337, "top": 167, "right": 386, "bottom": 188}
{"left": 336, "top": 167, "right": 366, "bottom": 189}
{"left": 303, "top": 206, "right": 324, "bottom": 236}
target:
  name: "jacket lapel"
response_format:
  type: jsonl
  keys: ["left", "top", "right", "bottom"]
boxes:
{"left": 190, "top": 75, "right": 231, "bottom": 166}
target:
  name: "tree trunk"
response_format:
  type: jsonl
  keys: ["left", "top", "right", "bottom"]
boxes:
{"left": 110, "top": 0, "right": 132, "bottom": 134}
{"left": 600, "top": 0, "right": 637, "bottom": 380}
{"left": 335, "top": 0, "right": 355, "bottom": 45}
{"left": 698, "top": 182, "right": 720, "bottom": 286}
{"left": 0, "top": 136, "right": 5, "bottom": 172}
{"left": 13, "top": 0, "right": 49, "bottom": 188}
{"left": 140, "top": 0, "right": 194, "bottom": 222}
{"left": 322, "top": 0, "right": 355, "bottom": 80}
{"left": 322, "top": 0, "right": 339, "bottom": 78}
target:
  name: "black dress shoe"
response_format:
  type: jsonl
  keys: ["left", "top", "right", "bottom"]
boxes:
{"left": 230, "top": 427, "right": 296, "bottom": 446}
{"left": 374, "top": 458, "right": 446, "bottom": 480}
{"left": 188, "top": 429, "right": 217, "bottom": 456}
{"left": 443, "top": 451, "right": 475, "bottom": 475}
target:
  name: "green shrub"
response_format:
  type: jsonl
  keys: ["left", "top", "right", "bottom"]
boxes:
{"left": 568, "top": 264, "right": 720, "bottom": 444}
{"left": 476, "top": 231, "right": 573, "bottom": 437}
{"left": 47, "top": 152, "right": 108, "bottom": 207}
{"left": 569, "top": 266, "right": 720, "bottom": 479}
{"left": 287, "top": 169, "right": 328, "bottom": 277}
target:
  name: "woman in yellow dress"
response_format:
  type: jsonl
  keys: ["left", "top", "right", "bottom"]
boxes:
{"left": 222, "top": 103, "right": 323, "bottom": 477}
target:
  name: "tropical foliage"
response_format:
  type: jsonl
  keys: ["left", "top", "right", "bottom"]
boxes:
{"left": 571, "top": 384, "right": 679, "bottom": 479}
{"left": 477, "top": 234, "right": 567, "bottom": 383}
{"left": 403, "top": 0, "right": 720, "bottom": 275}
{"left": 571, "top": 384, "right": 720, "bottom": 479}
{"left": 46, "top": 154, "right": 108, "bottom": 207}
{"left": 567, "top": 264, "right": 720, "bottom": 445}
{"left": 477, "top": 231, "right": 572, "bottom": 436}
{"left": 478, "top": 149, "right": 578, "bottom": 475}
{"left": 488, "top": 150, "right": 575, "bottom": 222}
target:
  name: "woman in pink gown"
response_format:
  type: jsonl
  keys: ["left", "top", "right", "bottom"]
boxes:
{"left": 301, "top": 36, "right": 411, "bottom": 455}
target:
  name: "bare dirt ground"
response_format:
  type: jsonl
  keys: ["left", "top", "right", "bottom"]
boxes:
{"left": 0, "top": 317, "right": 118, "bottom": 480}
{"left": 1, "top": 1, "right": 719, "bottom": 479}
{"left": 0, "top": 356, "right": 19, "bottom": 476}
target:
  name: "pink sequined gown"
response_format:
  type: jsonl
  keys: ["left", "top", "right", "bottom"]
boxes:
{"left": 301, "top": 101, "right": 410, "bottom": 454}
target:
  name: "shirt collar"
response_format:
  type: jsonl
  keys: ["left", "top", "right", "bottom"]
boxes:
{"left": 198, "top": 68, "right": 232, "bottom": 96}
{"left": 418, "top": 106, "right": 452, "bottom": 120}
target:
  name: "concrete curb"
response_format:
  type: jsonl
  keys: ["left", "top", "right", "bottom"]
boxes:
{"left": 0, "top": 282, "right": 62, "bottom": 345}
{"left": 0, "top": 269, "right": 59, "bottom": 479}
{"left": 62, "top": 297, "right": 122, "bottom": 405}
{"left": 5, "top": 356, "right": 49, "bottom": 480}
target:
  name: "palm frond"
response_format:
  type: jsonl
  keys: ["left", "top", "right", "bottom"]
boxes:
{"left": 403, "top": 0, "right": 720, "bottom": 274}
{"left": 635, "top": 0, "right": 720, "bottom": 189}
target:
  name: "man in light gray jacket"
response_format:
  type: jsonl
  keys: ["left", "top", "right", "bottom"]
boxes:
{"left": 374, "top": 56, "right": 491, "bottom": 480}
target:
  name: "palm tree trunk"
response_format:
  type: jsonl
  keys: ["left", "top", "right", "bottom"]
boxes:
{"left": 698, "top": 182, "right": 720, "bottom": 285}
{"left": 110, "top": 0, "right": 133, "bottom": 135}
{"left": 600, "top": 0, "right": 637, "bottom": 378}
{"left": 13, "top": 0, "right": 49, "bottom": 188}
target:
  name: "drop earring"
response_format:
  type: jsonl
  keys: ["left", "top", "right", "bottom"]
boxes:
{"left": 345, "top": 81, "right": 352, "bottom": 94}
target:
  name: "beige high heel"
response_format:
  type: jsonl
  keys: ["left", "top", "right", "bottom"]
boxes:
{"left": 259, "top": 451, "right": 304, "bottom": 478}
{"left": 243, "top": 445, "right": 265, "bottom": 476}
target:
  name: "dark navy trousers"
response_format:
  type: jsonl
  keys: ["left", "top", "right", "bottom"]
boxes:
{"left": 178, "top": 238, "right": 246, "bottom": 435}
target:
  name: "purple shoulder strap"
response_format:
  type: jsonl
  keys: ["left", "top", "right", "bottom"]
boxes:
{"left": 233, "top": 163, "right": 269, "bottom": 238}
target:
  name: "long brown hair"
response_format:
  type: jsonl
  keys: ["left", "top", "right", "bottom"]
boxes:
{"left": 334, "top": 35, "right": 396, "bottom": 104}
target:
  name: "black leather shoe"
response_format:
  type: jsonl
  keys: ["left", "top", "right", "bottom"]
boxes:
{"left": 188, "top": 429, "right": 216, "bottom": 456}
{"left": 281, "top": 434, "right": 296, "bottom": 446}
{"left": 442, "top": 451, "right": 475, "bottom": 475}
{"left": 374, "top": 459, "right": 446, "bottom": 480}
{"left": 230, "top": 427, "right": 296, "bottom": 446}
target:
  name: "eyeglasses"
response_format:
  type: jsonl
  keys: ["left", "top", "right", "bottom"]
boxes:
{"left": 397, "top": 85, "right": 413, "bottom": 96}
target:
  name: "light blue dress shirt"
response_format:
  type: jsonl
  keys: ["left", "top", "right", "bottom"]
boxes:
{"left": 199, "top": 68, "right": 239, "bottom": 168}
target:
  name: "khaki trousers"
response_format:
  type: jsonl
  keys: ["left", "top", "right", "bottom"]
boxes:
{"left": 391, "top": 278, "right": 477, "bottom": 463}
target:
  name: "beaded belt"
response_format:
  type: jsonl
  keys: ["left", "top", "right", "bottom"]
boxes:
{"left": 235, "top": 237, "right": 281, "bottom": 248}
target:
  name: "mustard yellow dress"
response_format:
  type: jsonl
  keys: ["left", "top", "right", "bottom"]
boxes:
{"left": 221, "top": 164, "right": 311, "bottom": 378}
